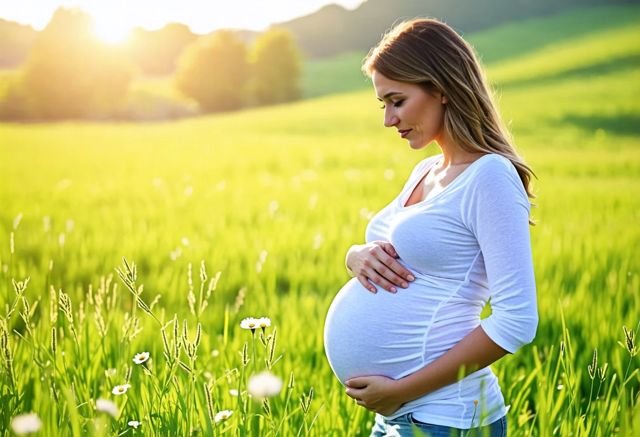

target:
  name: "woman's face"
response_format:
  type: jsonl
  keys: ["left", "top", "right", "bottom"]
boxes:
{"left": 372, "top": 70, "right": 447, "bottom": 150}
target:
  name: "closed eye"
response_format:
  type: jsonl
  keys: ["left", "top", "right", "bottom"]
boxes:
{"left": 379, "top": 100, "right": 405, "bottom": 109}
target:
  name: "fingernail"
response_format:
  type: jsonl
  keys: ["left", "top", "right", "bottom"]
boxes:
{"left": 402, "top": 282, "right": 408, "bottom": 288}
{"left": 370, "top": 288, "right": 377, "bottom": 293}
{"left": 407, "top": 275, "right": 415, "bottom": 281}
{"left": 390, "top": 287, "right": 397, "bottom": 293}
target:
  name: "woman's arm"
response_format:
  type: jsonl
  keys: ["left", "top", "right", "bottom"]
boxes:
{"left": 345, "top": 326, "right": 507, "bottom": 415}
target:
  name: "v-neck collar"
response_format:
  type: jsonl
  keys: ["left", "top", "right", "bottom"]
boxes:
{"left": 400, "top": 153, "right": 494, "bottom": 209}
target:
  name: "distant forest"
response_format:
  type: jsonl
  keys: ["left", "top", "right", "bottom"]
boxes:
{"left": 0, "top": 0, "right": 636, "bottom": 72}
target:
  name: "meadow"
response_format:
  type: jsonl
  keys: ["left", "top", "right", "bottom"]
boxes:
{"left": 1, "top": 5, "right": 639, "bottom": 436}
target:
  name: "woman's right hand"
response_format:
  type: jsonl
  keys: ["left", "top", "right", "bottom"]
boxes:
{"left": 345, "top": 241, "right": 415, "bottom": 293}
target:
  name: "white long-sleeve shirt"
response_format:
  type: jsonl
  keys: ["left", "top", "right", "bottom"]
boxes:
{"left": 323, "top": 153, "right": 538, "bottom": 428}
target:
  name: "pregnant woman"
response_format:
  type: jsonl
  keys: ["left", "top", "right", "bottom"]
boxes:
{"left": 323, "top": 19, "right": 538, "bottom": 436}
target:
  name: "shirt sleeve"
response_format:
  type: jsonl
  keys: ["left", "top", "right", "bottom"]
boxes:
{"left": 461, "top": 156, "right": 538, "bottom": 354}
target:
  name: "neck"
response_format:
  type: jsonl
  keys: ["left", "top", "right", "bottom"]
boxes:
{"left": 435, "top": 138, "right": 485, "bottom": 167}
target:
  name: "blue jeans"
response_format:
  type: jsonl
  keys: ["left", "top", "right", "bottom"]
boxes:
{"left": 369, "top": 413, "right": 507, "bottom": 437}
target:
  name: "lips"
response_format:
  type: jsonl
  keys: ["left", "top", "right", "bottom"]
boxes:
{"left": 398, "top": 129, "right": 412, "bottom": 138}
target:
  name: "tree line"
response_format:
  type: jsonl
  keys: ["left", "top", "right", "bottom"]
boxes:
{"left": 0, "top": 8, "right": 302, "bottom": 121}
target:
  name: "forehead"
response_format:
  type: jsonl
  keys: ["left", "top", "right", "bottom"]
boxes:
{"left": 371, "top": 70, "right": 416, "bottom": 99}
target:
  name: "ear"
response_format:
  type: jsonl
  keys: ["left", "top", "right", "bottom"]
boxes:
{"left": 441, "top": 95, "right": 448, "bottom": 104}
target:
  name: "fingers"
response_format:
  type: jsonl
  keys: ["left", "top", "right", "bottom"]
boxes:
{"left": 370, "top": 246, "right": 414, "bottom": 290}
{"left": 376, "top": 247, "right": 415, "bottom": 283}
{"left": 357, "top": 276, "right": 377, "bottom": 294}
{"left": 346, "top": 378, "right": 368, "bottom": 388}
{"left": 379, "top": 241, "right": 399, "bottom": 258}
{"left": 352, "top": 241, "right": 416, "bottom": 293}
{"left": 363, "top": 267, "right": 397, "bottom": 293}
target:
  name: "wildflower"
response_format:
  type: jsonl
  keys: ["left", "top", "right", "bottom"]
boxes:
{"left": 248, "top": 371, "right": 283, "bottom": 399}
{"left": 211, "top": 349, "right": 220, "bottom": 357}
{"left": 214, "top": 409, "right": 233, "bottom": 423}
{"left": 257, "top": 317, "right": 271, "bottom": 333}
{"left": 133, "top": 352, "right": 150, "bottom": 364}
{"left": 112, "top": 384, "right": 131, "bottom": 395}
{"left": 96, "top": 398, "right": 119, "bottom": 418}
{"left": 240, "top": 317, "right": 259, "bottom": 333}
{"left": 557, "top": 384, "right": 564, "bottom": 390}
{"left": 128, "top": 420, "right": 141, "bottom": 428}
{"left": 229, "top": 389, "right": 239, "bottom": 397}
{"left": 11, "top": 413, "right": 42, "bottom": 435}
{"left": 105, "top": 368, "right": 117, "bottom": 377}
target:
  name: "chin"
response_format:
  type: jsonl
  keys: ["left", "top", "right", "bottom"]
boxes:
{"left": 408, "top": 140, "right": 428, "bottom": 150}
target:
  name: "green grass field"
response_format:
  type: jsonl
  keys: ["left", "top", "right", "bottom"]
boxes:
{"left": 1, "top": 5, "right": 639, "bottom": 436}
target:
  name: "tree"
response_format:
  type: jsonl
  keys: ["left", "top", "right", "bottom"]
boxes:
{"left": 19, "top": 7, "right": 133, "bottom": 119}
{"left": 128, "top": 23, "right": 197, "bottom": 76}
{"left": 174, "top": 31, "right": 249, "bottom": 112}
{"left": 249, "top": 28, "right": 301, "bottom": 105}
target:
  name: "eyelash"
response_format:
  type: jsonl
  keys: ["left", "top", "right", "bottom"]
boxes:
{"left": 380, "top": 100, "right": 405, "bottom": 109}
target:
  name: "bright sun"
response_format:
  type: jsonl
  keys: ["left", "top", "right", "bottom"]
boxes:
{"left": 92, "top": 17, "right": 132, "bottom": 44}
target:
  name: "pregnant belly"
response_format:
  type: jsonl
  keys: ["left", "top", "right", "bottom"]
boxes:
{"left": 323, "top": 277, "right": 444, "bottom": 384}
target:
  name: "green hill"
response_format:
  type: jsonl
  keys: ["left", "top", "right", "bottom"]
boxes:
{"left": 302, "top": 4, "right": 640, "bottom": 98}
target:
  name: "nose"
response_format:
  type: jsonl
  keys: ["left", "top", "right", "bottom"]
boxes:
{"left": 384, "top": 108, "right": 399, "bottom": 128}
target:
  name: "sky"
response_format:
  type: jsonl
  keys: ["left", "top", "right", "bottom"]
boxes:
{"left": 0, "top": 1, "right": 367, "bottom": 35}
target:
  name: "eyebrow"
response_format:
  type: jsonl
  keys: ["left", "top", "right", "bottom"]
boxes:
{"left": 377, "top": 91, "right": 403, "bottom": 101}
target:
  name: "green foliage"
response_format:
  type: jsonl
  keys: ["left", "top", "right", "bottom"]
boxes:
{"left": 127, "top": 23, "right": 198, "bottom": 76}
{"left": 0, "top": 19, "right": 37, "bottom": 69}
{"left": 15, "top": 7, "right": 133, "bottom": 120}
{"left": 174, "top": 30, "right": 249, "bottom": 113}
{"left": 249, "top": 28, "right": 302, "bottom": 105}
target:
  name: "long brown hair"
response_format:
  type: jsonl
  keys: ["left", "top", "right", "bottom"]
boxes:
{"left": 363, "top": 18, "right": 536, "bottom": 206}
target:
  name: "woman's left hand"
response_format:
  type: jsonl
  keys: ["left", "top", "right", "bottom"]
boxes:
{"left": 344, "top": 375, "right": 404, "bottom": 416}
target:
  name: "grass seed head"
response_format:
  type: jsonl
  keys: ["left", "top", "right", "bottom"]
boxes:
{"left": 588, "top": 349, "right": 598, "bottom": 380}
{"left": 51, "top": 327, "right": 57, "bottom": 356}
{"left": 241, "top": 342, "right": 249, "bottom": 366}
{"left": 204, "top": 383, "right": 215, "bottom": 422}
{"left": 623, "top": 325, "right": 637, "bottom": 356}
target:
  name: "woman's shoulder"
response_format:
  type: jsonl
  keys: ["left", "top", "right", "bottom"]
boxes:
{"left": 469, "top": 153, "right": 519, "bottom": 180}
{"left": 465, "top": 153, "right": 527, "bottom": 198}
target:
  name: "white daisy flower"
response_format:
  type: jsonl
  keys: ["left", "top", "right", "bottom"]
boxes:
{"left": 128, "top": 420, "right": 141, "bottom": 428}
{"left": 11, "top": 413, "right": 42, "bottom": 435}
{"left": 248, "top": 371, "right": 283, "bottom": 399}
{"left": 229, "top": 389, "right": 238, "bottom": 397}
{"left": 211, "top": 350, "right": 220, "bottom": 357}
{"left": 214, "top": 409, "right": 233, "bottom": 423}
{"left": 133, "top": 352, "right": 150, "bottom": 364}
{"left": 240, "top": 317, "right": 259, "bottom": 332}
{"left": 112, "top": 383, "right": 131, "bottom": 395}
{"left": 256, "top": 317, "right": 271, "bottom": 331}
{"left": 96, "top": 398, "right": 119, "bottom": 418}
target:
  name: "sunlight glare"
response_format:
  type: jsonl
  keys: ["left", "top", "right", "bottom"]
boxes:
{"left": 93, "top": 17, "right": 132, "bottom": 44}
